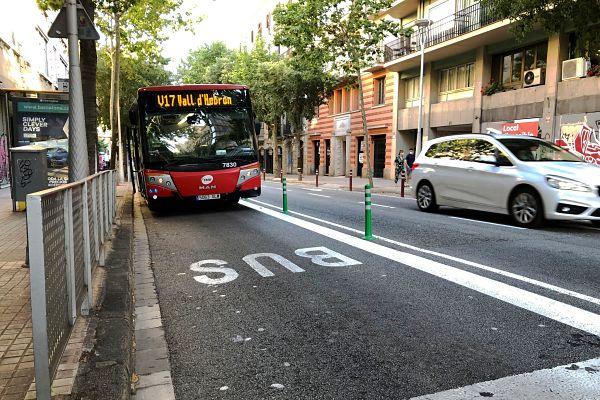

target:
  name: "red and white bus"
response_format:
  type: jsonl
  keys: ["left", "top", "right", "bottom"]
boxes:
{"left": 128, "top": 84, "right": 261, "bottom": 210}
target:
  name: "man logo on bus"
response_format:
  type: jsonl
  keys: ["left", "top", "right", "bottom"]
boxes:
{"left": 201, "top": 175, "right": 214, "bottom": 185}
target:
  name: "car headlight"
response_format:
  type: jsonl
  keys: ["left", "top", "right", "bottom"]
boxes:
{"left": 545, "top": 175, "right": 592, "bottom": 192}
{"left": 237, "top": 168, "right": 260, "bottom": 186}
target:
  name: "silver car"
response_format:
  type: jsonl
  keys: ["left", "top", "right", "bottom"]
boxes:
{"left": 411, "top": 134, "right": 600, "bottom": 228}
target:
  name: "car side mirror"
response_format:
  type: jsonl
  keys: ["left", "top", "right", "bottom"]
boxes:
{"left": 476, "top": 155, "right": 498, "bottom": 165}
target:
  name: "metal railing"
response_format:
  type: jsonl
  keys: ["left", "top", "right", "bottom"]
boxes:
{"left": 383, "top": 2, "right": 499, "bottom": 63}
{"left": 26, "top": 170, "right": 117, "bottom": 400}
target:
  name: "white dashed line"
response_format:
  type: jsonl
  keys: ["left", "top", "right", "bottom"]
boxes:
{"left": 308, "top": 193, "right": 331, "bottom": 198}
{"left": 449, "top": 216, "right": 525, "bottom": 230}
{"left": 357, "top": 202, "right": 396, "bottom": 209}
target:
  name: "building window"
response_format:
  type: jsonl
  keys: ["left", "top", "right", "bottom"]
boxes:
{"left": 404, "top": 76, "right": 420, "bottom": 108}
{"left": 438, "top": 62, "right": 475, "bottom": 101}
{"left": 351, "top": 87, "right": 359, "bottom": 110}
{"left": 494, "top": 42, "right": 547, "bottom": 88}
{"left": 334, "top": 89, "right": 343, "bottom": 114}
{"left": 342, "top": 87, "right": 351, "bottom": 112}
{"left": 374, "top": 77, "right": 386, "bottom": 105}
{"left": 37, "top": 28, "right": 49, "bottom": 77}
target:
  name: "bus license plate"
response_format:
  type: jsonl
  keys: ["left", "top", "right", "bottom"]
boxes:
{"left": 196, "top": 194, "right": 220, "bottom": 201}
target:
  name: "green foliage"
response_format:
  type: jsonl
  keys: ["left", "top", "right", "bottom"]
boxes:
{"left": 96, "top": 47, "right": 171, "bottom": 129}
{"left": 273, "top": 0, "right": 401, "bottom": 76}
{"left": 484, "top": 0, "right": 600, "bottom": 55}
{"left": 178, "top": 42, "right": 235, "bottom": 84}
{"left": 178, "top": 38, "right": 333, "bottom": 133}
{"left": 98, "top": 0, "right": 193, "bottom": 58}
{"left": 36, "top": 0, "right": 63, "bottom": 10}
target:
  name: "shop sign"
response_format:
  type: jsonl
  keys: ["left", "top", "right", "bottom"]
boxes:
{"left": 12, "top": 98, "right": 69, "bottom": 187}
{"left": 501, "top": 121, "right": 539, "bottom": 137}
{"left": 333, "top": 115, "right": 351, "bottom": 137}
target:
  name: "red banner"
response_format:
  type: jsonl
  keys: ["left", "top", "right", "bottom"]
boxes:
{"left": 501, "top": 121, "right": 539, "bottom": 137}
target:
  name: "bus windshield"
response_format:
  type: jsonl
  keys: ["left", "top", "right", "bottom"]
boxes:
{"left": 144, "top": 107, "right": 257, "bottom": 168}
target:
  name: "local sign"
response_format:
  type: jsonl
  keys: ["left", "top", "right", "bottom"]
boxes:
{"left": 501, "top": 121, "right": 539, "bottom": 137}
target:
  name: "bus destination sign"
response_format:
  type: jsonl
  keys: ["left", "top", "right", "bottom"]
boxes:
{"left": 156, "top": 93, "right": 233, "bottom": 109}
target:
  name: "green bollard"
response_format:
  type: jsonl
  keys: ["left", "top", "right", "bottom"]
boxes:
{"left": 282, "top": 177, "right": 289, "bottom": 214}
{"left": 364, "top": 184, "right": 374, "bottom": 240}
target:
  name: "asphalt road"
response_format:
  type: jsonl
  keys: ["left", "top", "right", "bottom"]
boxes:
{"left": 141, "top": 181, "right": 600, "bottom": 399}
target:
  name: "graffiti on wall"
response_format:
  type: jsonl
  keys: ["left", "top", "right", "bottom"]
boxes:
{"left": 556, "top": 113, "right": 600, "bottom": 165}
{"left": 0, "top": 135, "right": 9, "bottom": 186}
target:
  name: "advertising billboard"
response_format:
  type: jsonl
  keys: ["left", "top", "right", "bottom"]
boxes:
{"left": 12, "top": 98, "right": 69, "bottom": 187}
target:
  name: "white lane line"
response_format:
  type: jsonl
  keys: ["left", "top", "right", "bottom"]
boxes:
{"left": 303, "top": 188, "right": 323, "bottom": 192}
{"left": 371, "top": 193, "right": 415, "bottom": 201}
{"left": 246, "top": 198, "right": 600, "bottom": 308}
{"left": 449, "top": 215, "right": 525, "bottom": 230}
{"left": 411, "top": 357, "right": 600, "bottom": 400}
{"left": 307, "top": 193, "right": 331, "bottom": 198}
{"left": 242, "top": 199, "right": 600, "bottom": 335}
{"left": 357, "top": 202, "right": 396, "bottom": 209}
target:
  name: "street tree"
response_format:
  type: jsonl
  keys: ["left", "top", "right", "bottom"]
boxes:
{"left": 179, "top": 42, "right": 235, "bottom": 84}
{"left": 96, "top": 0, "right": 191, "bottom": 179}
{"left": 37, "top": 0, "right": 99, "bottom": 174}
{"left": 484, "top": 0, "right": 600, "bottom": 55}
{"left": 274, "top": 0, "right": 401, "bottom": 186}
{"left": 96, "top": 47, "right": 171, "bottom": 136}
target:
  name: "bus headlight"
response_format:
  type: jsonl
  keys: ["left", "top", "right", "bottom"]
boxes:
{"left": 237, "top": 168, "right": 260, "bottom": 186}
{"left": 147, "top": 173, "right": 177, "bottom": 191}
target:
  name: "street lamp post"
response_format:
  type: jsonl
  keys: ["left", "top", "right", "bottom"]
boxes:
{"left": 415, "top": 18, "right": 432, "bottom": 156}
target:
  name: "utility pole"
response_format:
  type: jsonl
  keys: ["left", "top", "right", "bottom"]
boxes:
{"left": 49, "top": 0, "right": 100, "bottom": 182}
{"left": 66, "top": 0, "right": 89, "bottom": 181}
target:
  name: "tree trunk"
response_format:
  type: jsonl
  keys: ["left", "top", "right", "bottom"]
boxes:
{"left": 357, "top": 71, "right": 373, "bottom": 187}
{"left": 109, "top": 13, "right": 125, "bottom": 181}
{"left": 80, "top": 0, "right": 97, "bottom": 174}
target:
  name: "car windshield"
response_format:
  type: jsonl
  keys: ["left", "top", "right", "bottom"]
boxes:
{"left": 144, "top": 108, "right": 256, "bottom": 167}
{"left": 498, "top": 138, "right": 582, "bottom": 162}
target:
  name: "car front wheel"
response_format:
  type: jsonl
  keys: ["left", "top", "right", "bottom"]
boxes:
{"left": 416, "top": 182, "right": 438, "bottom": 212}
{"left": 510, "top": 189, "right": 544, "bottom": 228}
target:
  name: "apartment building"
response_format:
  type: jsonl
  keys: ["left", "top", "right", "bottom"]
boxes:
{"left": 306, "top": 71, "right": 397, "bottom": 179}
{"left": 0, "top": 0, "right": 69, "bottom": 187}
{"left": 306, "top": 0, "right": 600, "bottom": 180}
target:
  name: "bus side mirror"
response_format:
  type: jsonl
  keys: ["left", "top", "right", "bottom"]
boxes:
{"left": 128, "top": 108, "right": 139, "bottom": 125}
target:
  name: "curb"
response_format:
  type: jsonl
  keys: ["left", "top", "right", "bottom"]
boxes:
{"left": 131, "top": 194, "right": 176, "bottom": 400}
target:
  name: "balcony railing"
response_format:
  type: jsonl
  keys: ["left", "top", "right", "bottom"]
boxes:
{"left": 384, "top": 2, "right": 499, "bottom": 63}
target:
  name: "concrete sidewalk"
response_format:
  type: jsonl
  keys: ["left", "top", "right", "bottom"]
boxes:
{"left": 0, "top": 188, "right": 34, "bottom": 400}
{"left": 264, "top": 173, "right": 414, "bottom": 195}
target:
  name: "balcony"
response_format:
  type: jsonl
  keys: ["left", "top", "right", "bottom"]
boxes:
{"left": 384, "top": 2, "right": 499, "bottom": 63}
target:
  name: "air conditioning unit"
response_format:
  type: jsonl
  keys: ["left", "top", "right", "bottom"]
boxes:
{"left": 523, "top": 68, "right": 542, "bottom": 87}
{"left": 562, "top": 57, "right": 589, "bottom": 80}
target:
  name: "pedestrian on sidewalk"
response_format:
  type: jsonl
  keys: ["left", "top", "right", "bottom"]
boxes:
{"left": 394, "top": 150, "right": 407, "bottom": 184}
{"left": 405, "top": 148, "right": 416, "bottom": 186}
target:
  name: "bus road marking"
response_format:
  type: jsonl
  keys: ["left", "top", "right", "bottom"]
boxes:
{"left": 190, "top": 247, "right": 362, "bottom": 284}
{"left": 240, "top": 199, "right": 600, "bottom": 336}
{"left": 247, "top": 198, "right": 600, "bottom": 307}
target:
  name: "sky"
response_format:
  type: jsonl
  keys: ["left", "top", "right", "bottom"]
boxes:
{"left": 163, "top": 0, "right": 282, "bottom": 72}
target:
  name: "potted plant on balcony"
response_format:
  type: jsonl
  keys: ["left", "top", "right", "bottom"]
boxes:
{"left": 481, "top": 79, "right": 504, "bottom": 96}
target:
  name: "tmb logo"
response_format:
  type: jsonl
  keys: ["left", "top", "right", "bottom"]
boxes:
{"left": 201, "top": 175, "right": 214, "bottom": 185}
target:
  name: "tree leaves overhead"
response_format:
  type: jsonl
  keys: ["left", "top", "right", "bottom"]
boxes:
{"left": 178, "top": 38, "right": 334, "bottom": 133}
{"left": 484, "top": 0, "right": 600, "bottom": 54}
{"left": 273, "top": 0, "right": 402, "bottom": 76}
{"left": 96, "top": 47, "right": 171, "bottom": 130}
